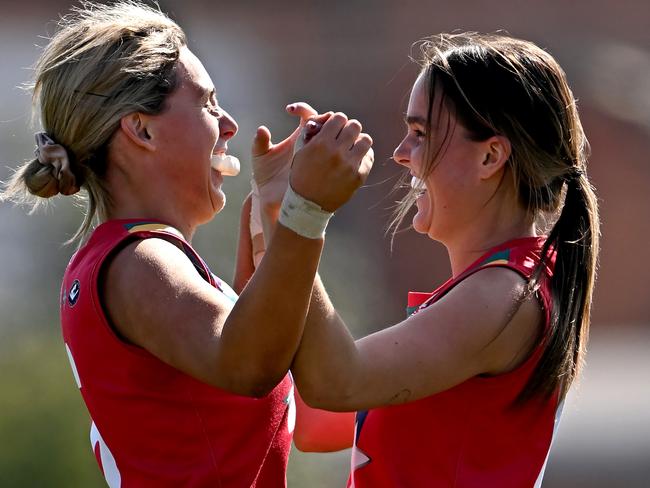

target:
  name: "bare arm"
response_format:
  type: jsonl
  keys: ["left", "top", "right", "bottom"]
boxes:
{"left": 233, "top": 193, "right": 356, "bottom": 451}
{"left": 291, "top": 268, "right": 543, "bottom": 411}
{"left": 104, "top": 224, "right": 323, "bottom": 397}
{"left": 249, "top": 110, "right": 541, "bottom": 412}
{"left": 233, "top": 193, "right": 255, "bottom": 294}
{"left": 103, "top": 113, "right": 373, "bottom": 398}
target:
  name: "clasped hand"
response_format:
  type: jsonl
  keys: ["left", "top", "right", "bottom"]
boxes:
{"left": 251, "top": 102, "right": 374, "bottom": 215}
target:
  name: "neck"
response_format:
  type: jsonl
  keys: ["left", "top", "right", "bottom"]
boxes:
{"left": 443, "top": 197, "right": 535, "bottom": 277}
{"left": 103, "top": 153, "right": 197, "bottom": 242}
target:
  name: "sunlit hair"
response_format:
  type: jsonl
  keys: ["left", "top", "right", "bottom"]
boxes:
{"left": 1, "top": 1, "right": 186, "bottom": 243}
{"left": 391, "top": 32, "right": 600, "bottom": 403}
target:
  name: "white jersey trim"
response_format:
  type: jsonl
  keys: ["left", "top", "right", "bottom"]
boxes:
{"left": 90, "top": 422, "right": 122, "bottom": 488}
{"left": 65, "top": 343, "right": 81, "bottom": 389}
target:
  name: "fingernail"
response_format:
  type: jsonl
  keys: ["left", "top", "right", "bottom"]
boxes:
{"left": 287, "top": 104, "right": 295, "bottom": 111}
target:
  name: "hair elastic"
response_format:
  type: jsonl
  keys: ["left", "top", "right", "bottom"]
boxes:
{"left": 34, "top": 132, "right": 80, "bottom": 196}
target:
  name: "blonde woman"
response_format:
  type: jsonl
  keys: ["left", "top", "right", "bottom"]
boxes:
{"left": 248, "top": 33, "right": 600, "bottom": 487}
{"left": 2, "top": 2, "right": 373, "bottom": 486}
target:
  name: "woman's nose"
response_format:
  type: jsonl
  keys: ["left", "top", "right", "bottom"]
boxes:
{"left": 392, "top": 139, "right": 410, "bottom": 167}
{"left": 219, "top": 109, "right": 238, "bottom": 140}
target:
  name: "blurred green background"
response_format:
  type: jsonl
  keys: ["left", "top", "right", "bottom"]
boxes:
{"left": 1, "top": 1, "right": 649, "bottom": 486}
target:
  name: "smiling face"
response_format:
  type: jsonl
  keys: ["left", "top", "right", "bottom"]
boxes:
{"left": 148, "top": 47, "right": 238, "bottom": 224}
{"left": 393, "top": 72, "right": 494, "bottom": 243}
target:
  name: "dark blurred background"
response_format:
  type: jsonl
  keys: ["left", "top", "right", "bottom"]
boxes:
{"left": 1, "top": 0, "right": 648, "bottom": 486}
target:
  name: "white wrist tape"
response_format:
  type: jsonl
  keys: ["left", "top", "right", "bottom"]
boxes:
{"left": 249, "top": 180, "right": 263, "bottom": 238}
{"left": 278, "top": 185, "right": 333, "bottom": 239}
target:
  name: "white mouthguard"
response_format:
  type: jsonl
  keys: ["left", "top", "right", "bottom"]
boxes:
{"left": 410, "top": 176, "right": 426, "bottom": 192}
{"left": 211, "top": 154, "right": 240, "bottom": 176}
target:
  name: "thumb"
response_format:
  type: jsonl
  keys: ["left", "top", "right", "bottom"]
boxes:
{"left": 282, "top": 109, "right": 333, "bottom": 154}
{"left": 286, "top": 102, "right": 318, "bottom": 126}
{"left": 251, "top": 126, "right": 272, "bottom": 157}
{"left": 279, "top": 103, "right": 318, "bottom": 150}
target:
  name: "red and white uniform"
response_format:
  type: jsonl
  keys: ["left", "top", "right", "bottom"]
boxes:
{"left": 60, "top": 219, "right": 295, "bottom": 487}
{"left": 349, "top": 237, "right": 562, "bottom": 488}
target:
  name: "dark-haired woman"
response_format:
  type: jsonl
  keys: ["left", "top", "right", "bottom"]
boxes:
{"left": 249, "top": 33, "right": 599, "bottom": 487}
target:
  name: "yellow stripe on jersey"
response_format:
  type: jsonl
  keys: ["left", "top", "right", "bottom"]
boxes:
{"left": 125, "top": 222, "right": 183, "bottom": 239}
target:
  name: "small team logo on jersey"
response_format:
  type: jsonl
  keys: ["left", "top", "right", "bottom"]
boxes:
{"left": 68, "top": 280, "right": 81, "bottom": 307}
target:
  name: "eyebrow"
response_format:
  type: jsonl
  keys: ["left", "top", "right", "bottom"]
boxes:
{"left": 193, "top": 85, "right": 215, "bottom": 102}
{"left": 405, "top": 115, "right": 427, "bottom": 126}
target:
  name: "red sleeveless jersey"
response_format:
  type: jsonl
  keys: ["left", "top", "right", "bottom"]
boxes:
{"left": 60, "top": 219, "right": 294, "bottom": 487}
{"left": 349, "top": 237, "right": 562, "bottom": 488}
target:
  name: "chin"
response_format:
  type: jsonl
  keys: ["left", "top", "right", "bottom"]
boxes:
{"left": 412, "top": 223, "right": 428, "bottom": 235}
{"left": 413, "top": 217, "right": 445, "bottom": 243}
{"left": 412, "top": 211, "right": 431, "bottom": 235}
{"left": 211, "top": 190, "right": 226, "bottom": 214}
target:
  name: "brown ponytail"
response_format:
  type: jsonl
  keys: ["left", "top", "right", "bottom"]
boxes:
{"left": 524, "top": 171, "right": 600, "bottom": 401}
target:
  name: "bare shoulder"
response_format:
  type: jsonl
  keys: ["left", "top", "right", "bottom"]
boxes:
{"left": 437, "top": 266, "right": 544, "bottom": 375}
{"left": 103, "top": 237, "right": 212, "bottom": 313}
{"left": 348, "top": 265, "right": 544, "bottom": 407}
{"left": 455, "top": 265, "right": 528, "bottom": 296}
{"left": 104, "top": 237, "right": 200, "bottom": 289}
{"left": 101, "top": 237, "right": 229, "bottom": 353}
{"left": 398, "top": 265, "right": 543, "bottom": 376}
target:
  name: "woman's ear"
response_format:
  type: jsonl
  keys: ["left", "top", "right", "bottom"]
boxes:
{"left": 479, "top": 135, "right": 511, "bottom": 180}
{"left": 119, "top": 113, "right": 156, "bottom": 151}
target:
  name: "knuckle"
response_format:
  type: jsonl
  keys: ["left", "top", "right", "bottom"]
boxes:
{"left": 348, "top": 119, "right": 362, "bottom": 130}
{"left": 332, "top": 112, "right": 348, "bottom": 124}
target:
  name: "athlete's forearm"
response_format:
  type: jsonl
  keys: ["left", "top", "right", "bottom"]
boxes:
{"left": 291, "top": 275, "right": 363, "bottom": 411}
{"left": 218, "top": 223, "right": 323, "bottom": 397}
{"left": 256, "top": 200, "right": 362, "bottom": 408}
{"left": 233, "top": 194, "right": 255, "bottom": 294}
